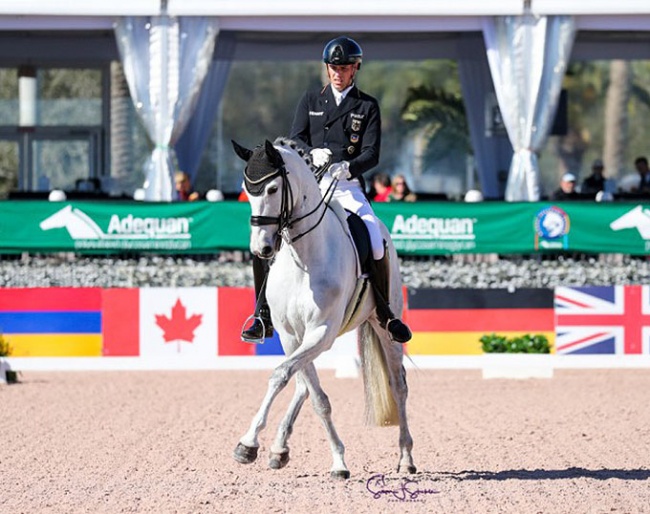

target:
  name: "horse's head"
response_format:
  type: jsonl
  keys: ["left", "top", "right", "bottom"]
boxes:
{"left": 233, "top": 138, "right": 326, "bottom": 259}
{"left": 232, "top": 139, "right": 291, "bottom": 259}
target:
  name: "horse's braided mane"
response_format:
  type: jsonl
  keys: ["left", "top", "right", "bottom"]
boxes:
{"left": 273, "top": 137, "right": 317, "bottom": 172}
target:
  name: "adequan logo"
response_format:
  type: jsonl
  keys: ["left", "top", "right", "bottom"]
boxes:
{"left": 39, "top": 205, "right": 193, "bottom": 250}
{"left": 390, "top": 214, "right": 477, "bottom": 252}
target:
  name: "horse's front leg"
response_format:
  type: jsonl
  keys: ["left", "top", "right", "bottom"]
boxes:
{"left": 268, "top": 370, "right": 310, "bottom": 470}
{"left": 233, "top": 360, "right": 295, "bottom": 465}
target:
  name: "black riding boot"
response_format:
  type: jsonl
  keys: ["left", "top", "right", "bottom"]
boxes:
{"left": 241, "top": 256, "right": 274, "bottom": 342}
{"left": 368, "top": 249, "right": 412, "bottom": 344}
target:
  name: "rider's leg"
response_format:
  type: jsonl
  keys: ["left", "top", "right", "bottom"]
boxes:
{"left": 241, "top": 255, "right": 274, "bottom": 341}
{"left": 336, "top": 184, "right": 411, "bottom": 344}
{"left": 362, "top": 222, "right": 412, "bottom": 344}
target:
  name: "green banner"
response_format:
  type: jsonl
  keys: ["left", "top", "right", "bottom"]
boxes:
{"left": 375, "top": 201, "right": 650, "bottom": 255}
{"left": 1, "top": 200, "right": 649, "bottom": 255}
{"left": 0, "top": 200, "right": 251, "bottom": 254}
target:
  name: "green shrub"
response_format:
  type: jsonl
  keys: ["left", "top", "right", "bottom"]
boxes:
{"left": 0, "top": 333, "right": 12, "bottom": 357}
{"left": 480, "top": 333, "right": 552, "bottom": 354}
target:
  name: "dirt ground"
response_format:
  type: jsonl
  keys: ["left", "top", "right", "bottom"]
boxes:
{"left": 2, "top": 368, "right": 650, "bottom": 514}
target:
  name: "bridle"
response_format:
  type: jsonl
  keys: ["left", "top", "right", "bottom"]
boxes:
{"left": 248, "top": 158, "right": 337, "bottom": 246}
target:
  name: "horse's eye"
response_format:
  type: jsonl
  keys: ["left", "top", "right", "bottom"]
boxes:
{"left": 267, "top": 185, "right": 278, "bottom": 195}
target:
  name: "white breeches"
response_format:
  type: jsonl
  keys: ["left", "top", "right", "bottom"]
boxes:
{"left": 322, "top": 177, "right": 385, "bottom": 260}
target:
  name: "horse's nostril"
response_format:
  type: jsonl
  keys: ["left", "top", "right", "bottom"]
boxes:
{"left": 261, "top": 246, "right": 273, "bottom": 258}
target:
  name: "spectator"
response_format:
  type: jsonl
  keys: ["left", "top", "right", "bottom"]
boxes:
{"left": 174, "top": 171, "right": 199, "bottom": 201}
{"left": 551, "top": 172, "right": 580, "bottom": 201}
{"left": 372, "top": 172, "right": 392, "bottom": 202}
{"left": 388, "top": 174, "right": 417, "bottom": 202}
{"left": 581, "top": 158, "right": 607, "bottom": 195}
{"left": 632, "top": 156, "right": 650, "bottom": 194}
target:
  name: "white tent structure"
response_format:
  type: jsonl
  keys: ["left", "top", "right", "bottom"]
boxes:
{"left": 1, "top": 1, "right": 650, "bottom": 200}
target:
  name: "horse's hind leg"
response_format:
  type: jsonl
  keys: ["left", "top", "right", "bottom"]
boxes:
{"left": 301, "top": 363, "right": 350, "bottom": 479}
{"left": 268, "top": 371, "right": 310, "bottom": 470}
{"left": 384, "top": 341, "right": 416, "bottom": 473}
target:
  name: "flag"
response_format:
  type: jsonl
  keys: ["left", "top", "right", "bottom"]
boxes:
{"left": 555, "top": 285, "right": 650, "bottom": 354}
{"left": 406, "top": 288, "right": 555, "bottom": 355}
{"left": 139, "top": 288, "right": 217, "bottom": 361}
{"left": 0, "top": 288, "right": 102, "bottom": 356}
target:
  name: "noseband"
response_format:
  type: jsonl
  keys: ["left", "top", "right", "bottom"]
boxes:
{"left": 248, "top": 158, "right": 336, "bottom": 245}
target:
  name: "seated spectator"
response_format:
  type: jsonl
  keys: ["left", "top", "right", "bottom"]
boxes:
{"left": 371, "top": 172, "right": 392, "bottom": 202}
{"left": 388, "top": 174, "right": 417, "bottom": 202}
{"left": 174, "top": 171, "right": 199, "bottom": 201}
{"left": 581, "top": 159, "right": 607, "bottom": 195}
{"left": 632, "top": 156, "right": 650, "bottom": 194}
{"left": 551, "top": 172, "right": 580, "bottom": 201}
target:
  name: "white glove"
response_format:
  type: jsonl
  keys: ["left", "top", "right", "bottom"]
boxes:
{"left": 329, "top": 161, "right": 351, "bottom": 181}
{"left": 310, "top": 148, "right": 332, "bottom": 168}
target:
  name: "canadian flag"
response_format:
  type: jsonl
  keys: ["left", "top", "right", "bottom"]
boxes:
{"left": 139, "top": 288, "right": 217, "bottom": 360}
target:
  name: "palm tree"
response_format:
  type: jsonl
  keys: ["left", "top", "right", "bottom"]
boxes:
{"left": 400, "top": 85, "right": 470, "bottom": 179}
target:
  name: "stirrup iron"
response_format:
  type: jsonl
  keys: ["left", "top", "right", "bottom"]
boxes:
{"left": 240, "top": 314, "right": 268, "bottom": 345}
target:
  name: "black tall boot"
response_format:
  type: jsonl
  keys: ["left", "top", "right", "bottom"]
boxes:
{"left": 241, "top": 256, "right": 274, "bottom": 342}
{"left": 368, "top": 248, "right": 412, "bottom": 344}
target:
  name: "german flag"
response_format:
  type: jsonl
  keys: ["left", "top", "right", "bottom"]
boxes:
{"left": 405, "top": 288, "right": 555, "bottom": 355}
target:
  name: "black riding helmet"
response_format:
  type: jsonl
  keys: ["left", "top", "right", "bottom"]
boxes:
{"left": 322, "top": 36, "right": 363, "bottom": 68}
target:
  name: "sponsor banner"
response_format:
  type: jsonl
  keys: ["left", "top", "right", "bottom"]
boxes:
{"left": 555, "top": 285, "right": 650, "bottom": 355}
{"left": 375, "top": 202, "right": 650, "bottom": 255}
{"left": 0, "top": 200, "right": 250, "bottom": 254}
{"left": 2, "top": 200, "right": 650, "bottom": 255}
{"left": 406, "top": 288, "right": 555, "bottom": 355}
{"left": 0, "top": 288, "right": 102, "bottom": 356}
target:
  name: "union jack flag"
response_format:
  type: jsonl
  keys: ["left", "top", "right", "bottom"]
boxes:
{"left": 555, "top": 286, "right": 650, "bottom": 355}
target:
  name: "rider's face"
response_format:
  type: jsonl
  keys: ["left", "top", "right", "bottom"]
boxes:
{"left": 326, "top": 64, "right": 357, "bottom": 91}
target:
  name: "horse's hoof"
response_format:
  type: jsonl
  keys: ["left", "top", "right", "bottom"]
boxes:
{"left": 233, "top": 443, "right": 258, "bottom": 464}
{"left": 330, "top": 469, "right": 350, "bottom": 480}
{"left": 398, "top": 464, "right": 417, "bottom": 474}
{"left": 268, "top": 451, "right": 290, "bottom": 470}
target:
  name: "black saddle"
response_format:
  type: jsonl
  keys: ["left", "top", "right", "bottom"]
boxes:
{"left": 345, "top": 210, "right": 372, "bottom": 274}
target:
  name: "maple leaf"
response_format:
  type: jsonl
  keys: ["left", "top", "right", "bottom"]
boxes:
{"left": 155, "top": 298, "right": 203, "bottom": 343}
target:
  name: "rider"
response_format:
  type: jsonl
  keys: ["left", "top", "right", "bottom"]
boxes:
{"left": 241, "top": 35, "right": 412, "bottom": 344}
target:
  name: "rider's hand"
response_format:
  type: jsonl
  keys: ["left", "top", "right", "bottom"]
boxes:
{"left": 310, "top": 148, "right": 332, "bottom": 168}
{"left": 329, "top": 161, "right": 350, "bottom": 181}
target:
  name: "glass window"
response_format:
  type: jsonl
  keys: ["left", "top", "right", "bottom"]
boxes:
{"left": 38, "top": 68, "right": 103, "bottom": 126}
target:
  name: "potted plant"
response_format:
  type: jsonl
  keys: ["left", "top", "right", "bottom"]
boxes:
{"left": 480, "top": 333, "right": 553, "bottom": 379}
{"left": 0, "top": 333, "right": 18, "bottom": 384}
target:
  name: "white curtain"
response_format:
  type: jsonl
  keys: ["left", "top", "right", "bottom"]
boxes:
{"left": 175, "top": 32, "right": 236, "bottom": 185}
{"left": 114, "top": 16, "right": 219, "bottom": 201}
{"left": 483, "top": 15, "right": 575, "bottom": 201}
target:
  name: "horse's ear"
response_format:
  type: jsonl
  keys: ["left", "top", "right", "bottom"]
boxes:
{"left": 232, "top": 140, "right": 253, "bottom": 162}
{"left": 265, "top": 140, "right": 284, "bottom": 169}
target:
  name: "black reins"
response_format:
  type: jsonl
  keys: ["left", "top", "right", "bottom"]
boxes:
{"left": 248, "top": 160, "right": 337, "bottom": 245}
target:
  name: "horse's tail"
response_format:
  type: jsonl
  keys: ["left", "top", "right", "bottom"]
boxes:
{"left": 358, "top": 321, "right": 399, "bottom": 426}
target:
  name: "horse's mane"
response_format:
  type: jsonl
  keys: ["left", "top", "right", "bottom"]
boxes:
{"left": 273, "top": 137, "right": 319, "bottom": 175}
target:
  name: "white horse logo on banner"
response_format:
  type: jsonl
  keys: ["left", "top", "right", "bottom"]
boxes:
{"left": 40, "top": 205, "right": 104, "bottom": 239}
{"left": 610, "top": 206, "right": 650, "bottom": 240}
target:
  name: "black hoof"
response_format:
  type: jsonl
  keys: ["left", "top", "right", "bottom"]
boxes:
{"left": 233, "top": 443, "right": 259, "bottom": 464}
{"left": 330, "top": 469, "right": 351, "bottom": 480}
{"left": 398, "top": 464, "right": 417, "bottom": 474}
{"left": 268, "top": 451, "right": 290, "bottom": 470}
